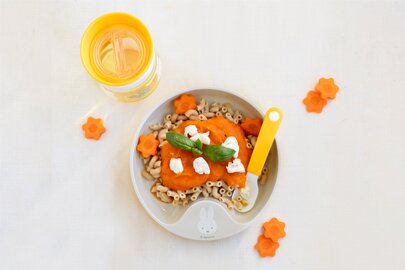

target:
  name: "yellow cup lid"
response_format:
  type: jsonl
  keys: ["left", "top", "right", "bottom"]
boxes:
{"left": 80, "top": 12, "right": 154, "bottom": 86}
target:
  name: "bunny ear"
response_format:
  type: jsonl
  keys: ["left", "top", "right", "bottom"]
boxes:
{"left": 200, "top": 207, "right": 207, "bottom": 220}
{"left": 207, "top": 207, "right": 214, "bottom": 219}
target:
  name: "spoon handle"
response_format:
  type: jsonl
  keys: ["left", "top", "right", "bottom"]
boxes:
{"left": 247, "top": 107, "right": 283, "bottom": 176}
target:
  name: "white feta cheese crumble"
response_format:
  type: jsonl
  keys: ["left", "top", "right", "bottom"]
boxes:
{"left": 222, "top": 136, "right": 239, "bottom": 158}
{"left": 184, "top": 125, "right": 198, "bottom": 137}
{"left": 169, "top": 158, "right": 184, "bottom": 174}
{"left": 193, "top": 157, "right": 210, "bottom": 175}
{"left": 190, "top": 131, "right": 211, "bottom": 145}
{"left": 226, "top": 158, "right": 245, "bottom": 173}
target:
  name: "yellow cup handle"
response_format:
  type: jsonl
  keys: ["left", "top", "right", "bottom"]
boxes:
{"left": 247, "top": 108, "right": 283, "bottom": 176}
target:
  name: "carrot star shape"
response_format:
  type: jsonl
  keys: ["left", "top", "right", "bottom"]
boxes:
{"left": 137, "top": 133, "right": 160, "bottom": 158}
{"left": 255, "top": 235, "right": 280, "bottom": 257}
{"left": 82, "top": 117, "right": 106, "bottom": 140}
{"left": 241, "top": 118, "right": 263, "bottom": 136}
{"left": 173, "top": 94, "right": 197, "bottom": 114}
{"left": 303, "top": 90, "right": 327, "bottom": 113}
{"left": 316, "top": 78, "right": 339, "bottom": 99}
{"left": 263, "top": 217, "right": 286, "bottom": 242}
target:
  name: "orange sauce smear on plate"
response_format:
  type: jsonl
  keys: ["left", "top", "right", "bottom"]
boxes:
{"left": 160, "top": 117, "right": 252, "bottom": 191}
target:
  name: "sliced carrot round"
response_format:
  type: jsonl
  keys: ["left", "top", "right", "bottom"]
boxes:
{"left": 241, "top": 118, "right": 262, "bottom": 136}
{"left": 173, "top": 94, "right": 197, "bottom": 114}
{"left": 137, "top": 133, "right": 160, "bottom": 158}
{"left": 316, "top": 78, "right": 339, "bottom": 100}
{"left": 255, "top": 234, "right": 280, "bottom": 257}
{"left": 303, "top": 90, "right": 327, "bottom": 113}
{"left": 263, "top": 217, "right": 286, "bottom": 242}
{"left": 82, "top": 117, "right": 106, "bottom": 140}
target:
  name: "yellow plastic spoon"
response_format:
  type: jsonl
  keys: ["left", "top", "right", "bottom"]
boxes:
{"left": 233, "top": 107, "right": 283, "bottom": 212}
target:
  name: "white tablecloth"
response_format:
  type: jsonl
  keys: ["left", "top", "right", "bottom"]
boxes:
{"left": 1, "top": 1, "right": 404, "bottom": 269}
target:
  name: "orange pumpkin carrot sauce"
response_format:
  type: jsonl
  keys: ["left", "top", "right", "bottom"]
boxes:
{"left": 160, "top": 117, "right": 252, "bottom": 190}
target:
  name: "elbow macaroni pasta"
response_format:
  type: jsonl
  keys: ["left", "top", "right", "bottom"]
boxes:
{"left": 140, "top": 97, "right": 267, "bottom": 211}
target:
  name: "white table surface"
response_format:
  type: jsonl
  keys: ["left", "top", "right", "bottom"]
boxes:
{"left": 1, "top": 0, "right": 405, "bottom": 269}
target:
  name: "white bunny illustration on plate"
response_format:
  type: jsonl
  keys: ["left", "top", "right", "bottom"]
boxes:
{"left": 198, "top": 207, "right": 217, "bottom": 235}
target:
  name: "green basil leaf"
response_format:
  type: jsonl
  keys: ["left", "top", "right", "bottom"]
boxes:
{"left": 195, "top": 139, "right": 203, "bottom": 151}
{"left": 203, "top": 145, "right": 236, "bottom": 162}
{"left": 191, "top": 148, "right": 203, "bottom": 156}
{"left": 166, "top": 132, "right": 196, "bottom": 151}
